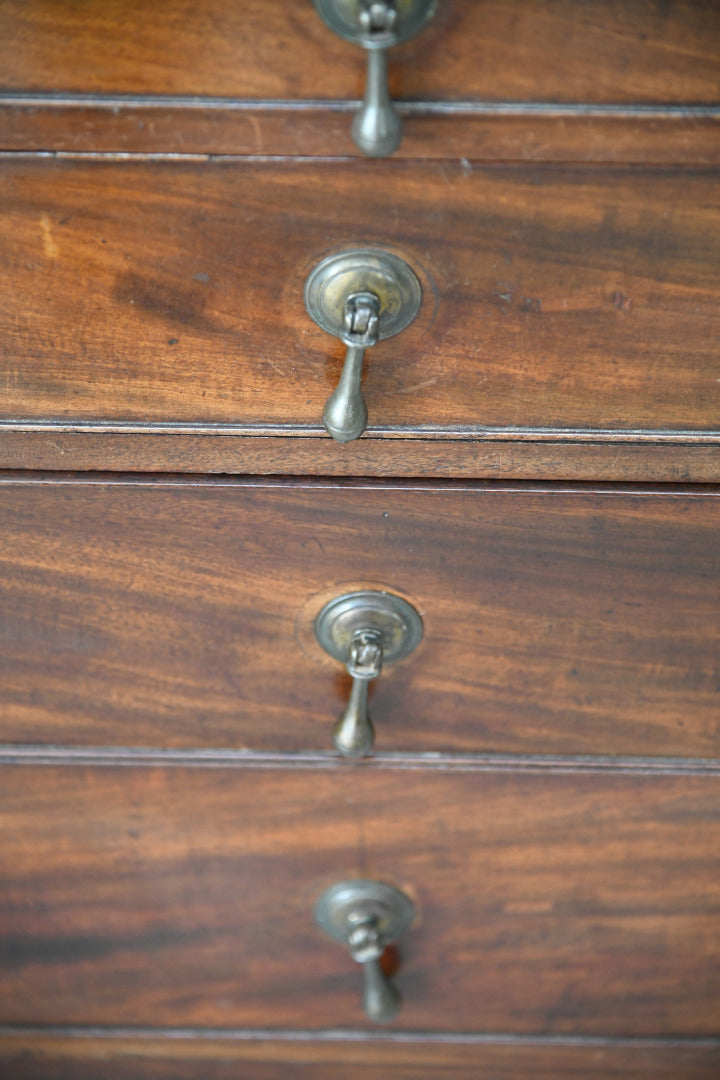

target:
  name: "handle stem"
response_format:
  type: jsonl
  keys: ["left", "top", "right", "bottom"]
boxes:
{"left": 323, "top": 291, "right": 379, "bottom": 443}
{"left": 333, "top": 676, "right": 374, "bottom": 758}
{"left": 361, "top": 956, "right": 401, "bottom": 1023}
{"left": 353, "top": 47, "right": 401, "bottom": 157}
{"left": 347, "top": 911, "right": 401, "bottom": 1024}
{"left": 323, "top": 344, "right": 369, "bottom": 443}
{"left": 333, "top": 630, "right": 383, "bottom": 758}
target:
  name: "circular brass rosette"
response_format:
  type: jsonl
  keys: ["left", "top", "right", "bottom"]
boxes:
{"left": 314, "top": 0, "right": 436, "bottom": 49}
{"left": 304, "top": 249, "right": 422, "bottom": 344}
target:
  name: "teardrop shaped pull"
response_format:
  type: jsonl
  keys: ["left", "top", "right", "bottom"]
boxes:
{"left": 350, "top": 917, "right": 402, "bottom": 1023}
{"left": 361, "top": 954, "right": 401, "bottom": 1023}
{"left": 352, "top": 46, "right": 401, "bottom": 158}
{"left": 332, "top": 629, "right": 382, "bottom": 757}
{"left": 322, "top": 292, "right": 378, "bottom": 443}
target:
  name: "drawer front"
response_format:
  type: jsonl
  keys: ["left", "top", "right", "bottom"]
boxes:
{"left": 1, "top": 477, "right": 718, "bottom": 758}
{"left": 2, "top": 2, "right": 717, "bottom": 161}
{"left": 1, "top": 160, "right": 719, "bottom": 461}
{"left": 1, "top": 0, "right": 717, "bottom": 104}
{"left": 1, "top": 763, "right": 719, "bottom": 1034}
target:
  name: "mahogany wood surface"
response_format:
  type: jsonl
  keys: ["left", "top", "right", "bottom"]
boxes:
{"left": 1, "top": 1033, "right": 719, "bottom": 1080}
{"left": 2, "top": 106, "right": 719, "bottom": 164}
{"left": 0, "top": 764, "right": 718, "bottom": 1033}
{"left": 2, "top": 429, "right": 720, "bottom": 482}
{"left": 1, "top": 476, "right": 718, "bottom": 758}
{"left": 1, "top": 0, "right": 718, "bottom": 104}
{"left": 2, "top": 0, "right": 719, "bottom": 1072}
{"left": 1, "top": 158, "right": 718, "bottom": 481}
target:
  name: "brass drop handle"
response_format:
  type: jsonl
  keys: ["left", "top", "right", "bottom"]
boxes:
{"left": 314, "top": 590, "right": 423, "bottom": 758}
{"left": 356, "top": 46, "right": 400, "bottom": 159}
{"left": 323, "top": 291, "right": 379, "bottom": 444}
{"left": 335, "top": 628, "right": 384, "bottom": 757}
{"left": 304, "top": 250, "right": 422, "bottom": 443}
{"left": 348, "top": 911, "right": 401, "bottom": 1022}
{"left": 314, "top": 0, "right": 437, "bottom": 157}
{"left": 315, "top": 880, "right": 415, "bottom": 1024}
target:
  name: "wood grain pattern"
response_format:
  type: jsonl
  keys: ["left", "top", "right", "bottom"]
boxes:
{"left": 1, "top": 476, "right": 718, "bottom": 757}
{"left": 2, "top": 430, "right": 720, "bottom": 483}
{"left": 3, "top": 0, "right": 719, "bottom": 1070}
{"left": 1, "top": 1032, "right": 719, "bottom": 1080}
{"left": 0, "top": 764, "right": 718, "bottom": 1033}
{"left": 1, "top": 159, "right": 719, "bottom": 457}
{"left": 1, "top": 0, "right": 718, "bottom": 104}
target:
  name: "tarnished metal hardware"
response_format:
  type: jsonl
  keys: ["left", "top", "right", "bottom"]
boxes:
{"left": 323, "top": 291, "right": 380, "bottom": 443}
{"left": 304, "top": 249, "right": 422, "bottom": 443}
{"left": 314, "top": 589, "right": 423, "bottom": 757}
{"left": 314, "top": 879, "right": 415, "bottom": 1023}
{"left": 314, "top": 0, "right": 437, "bottom": 156}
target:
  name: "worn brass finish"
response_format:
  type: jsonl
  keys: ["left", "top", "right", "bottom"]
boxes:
{"left": 314, "top": 879, "right": 415, "bottom": 1024}
{"left": 323, "top": 291, "right": 379, "bottom": 442}
{"left": 314, "top": 0, "right": 435, "bottom": 46}
{"left": 314, "top": 589, "right": 423, "bottom": 757}
{"left": 304, "top": 249, "right": 422, "bottom": 443}
{"left": 314, "top": 0, "right": 437, "bottom": 156}
{"left": 314, "top": 590, "right": 423, "bottom": 664}
{"left": 304, "top": 249, "right": 422, "bottom": 344}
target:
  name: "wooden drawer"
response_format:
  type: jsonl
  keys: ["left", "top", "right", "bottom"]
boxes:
{"left": 1, "top": 762, "right": 719, "bottom": 1036}
{"left": 3, "top": 0, "right": 717, "bottom": 103}
{"left": 1, "top": 158, "right": 719, "bottom": 481}
{"left": 1, "top": 1, "right": 719, "bottom": 162}
{"left": 1, "top": 475, "right": 718, "bottom": 758}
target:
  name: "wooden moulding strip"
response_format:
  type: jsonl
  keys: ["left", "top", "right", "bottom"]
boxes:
{"left": 0, "top": 99, "right": 719, "bottom": 164}
{"left": 0, "top": 1027, "right": 718, "bottom": 1078}
{"left": 0, "top": 428, "right": 719, "bottom": 482}
{"left": 1, "top": 746, "right": 720, "bottom": 776}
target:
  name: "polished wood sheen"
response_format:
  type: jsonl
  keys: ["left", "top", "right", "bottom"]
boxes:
{"left": 0, "top": 0, "right": 718, "bottom": 104}
{"left": 0, "top": 764, "right": 718, "bottom": 1033}
{"left": 1, "top": 1033, "right": 719, "bottom": 1080}
{"left": 2, "top": 1, "right": 719, "bottom": 1071}
{"left": 0, "top": 159, "right": 718, "bottom": 480}
{"left": 0, "top": 476, "right": 718, "bottom": 757}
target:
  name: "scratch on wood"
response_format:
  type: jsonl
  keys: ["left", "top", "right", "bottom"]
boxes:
{"left": 385, "top": 376, "right": 439, "bottom": 396}
{"left": 40, "top": 214, "right": 59, "bottom": 259}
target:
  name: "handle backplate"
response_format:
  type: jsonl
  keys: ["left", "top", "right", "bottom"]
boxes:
{"left": 314, "top": 589, "right": 423, "bottom": 666}
{"left": 314, "top": 0, "right": 436, "bottom": 48}
{"left": 315, "top": 879, "right": 415, "bottom": 945}
{"left": 305, "top": 248, "right": 422, "bottom": 345}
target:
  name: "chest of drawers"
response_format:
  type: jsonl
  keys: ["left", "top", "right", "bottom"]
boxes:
{"left": 1, "top": 3, "right": 719, "bottom": 1077}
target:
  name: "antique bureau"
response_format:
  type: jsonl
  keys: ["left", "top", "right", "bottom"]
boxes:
{"left": 0, "top": 2, "right": 719, "bottom": 1077}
